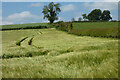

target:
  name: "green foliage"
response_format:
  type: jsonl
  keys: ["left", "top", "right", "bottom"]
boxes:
{"left": 101, "top": 10, "right": 112, "bottom": 21}
{"left": 85, "top": 9, "right": 112, "bottom": 21}
{"left": 42, "top": 2, "right": 61, "bottom": 23}
{"left": 87, "top": 9, "right": 102, "bottom": 21}
{"left": 56, "top": 22, "right": 73, "bottom": 32}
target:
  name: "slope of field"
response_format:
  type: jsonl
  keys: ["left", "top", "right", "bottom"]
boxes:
{"left": 72, "top": 22, "right": 118, "bottom": 30}
{"left": 1, "top": 23, "right": 54, "bottom": 30}
{"left": 2, "top": 28, "right": 118, "bottom": 78}
{"left": 69, "top": 22, "right": 119, "bottom": 38}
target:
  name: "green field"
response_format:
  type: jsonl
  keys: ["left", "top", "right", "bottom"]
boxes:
{"left": 68, "top": 22, "right": 119, "bottom": 38}
{"left": 2, "top": 28, "right": 118, "bottom": 78}
{"left": 1, "top": 23, "right": 53, "bottom": 30}
{"left": 72, "top": 22, "right": 118, "bottom": 30}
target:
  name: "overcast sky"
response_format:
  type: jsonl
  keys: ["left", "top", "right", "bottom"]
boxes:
{"left": 1, "top": 1, "right": 119, "bottom": 25}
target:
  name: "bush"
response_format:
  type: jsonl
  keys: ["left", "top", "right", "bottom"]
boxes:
{"left": 56, "top": 22, "right": 73, "bottom": 32}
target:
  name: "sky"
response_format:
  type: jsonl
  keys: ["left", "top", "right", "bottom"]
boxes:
{"left": 1, "top": 1, "right": 119, "bottom": 25}
{"left": 1, "top": 0, "right": 120, "bottom": 2}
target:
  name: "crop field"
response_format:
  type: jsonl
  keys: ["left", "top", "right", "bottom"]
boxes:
{"left": 2, "top": 28, "right": 118, "bottom": 78}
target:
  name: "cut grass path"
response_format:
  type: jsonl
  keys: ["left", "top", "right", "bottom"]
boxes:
{"left": 2, "top": 28, "right": 118, "bottom": 78}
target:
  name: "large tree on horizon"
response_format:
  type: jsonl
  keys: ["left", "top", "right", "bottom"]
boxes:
{"left": 100, "top": 10, "right": 112, "bottom": 21}
{"left": 42, "top": 2, "right": 61, "bottom": 24}
{"left": 87, "top": 9, "right": 102, "bottom": 21}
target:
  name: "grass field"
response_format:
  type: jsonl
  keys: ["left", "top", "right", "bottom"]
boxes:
{"left": 2, "top": 28, "right": 118, "bottom": 78}
{"left": 72, "top": 22, "right": 118, "bottom": 30}
{"left": 1, "top": 23, "right": 53, "bottom": 30}
{"left": 68, "top": 22, "right": 119, "bottom": 38}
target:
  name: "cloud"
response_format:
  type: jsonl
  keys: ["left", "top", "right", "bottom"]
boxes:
{"left": 2, "top": 11, "right": 42, "bottom": 25}
{"left": 61, "top": 4, "right": 76, "bottom": 12}
{"left": 30, "top": 3, "right": 44, "bottom": 7}
{"left": 84, "top": 2, "right": 118, "bottom": 11}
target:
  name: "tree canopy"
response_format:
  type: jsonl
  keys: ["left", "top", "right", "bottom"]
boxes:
{"left": 87, "top": 9, "right": 102, "bottom": 21}
{"left": 42, "top": 2, "right": 61, "bottom": 23}
{"left": 86, "top": 9, "right": 112, "bottom": 21}
{"left": 100, "top": 10, "right": 112, "bottom": 21}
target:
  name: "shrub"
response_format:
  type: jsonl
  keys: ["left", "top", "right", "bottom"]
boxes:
{"left": 56, "top": 22, "right": 73, "bottom": 32}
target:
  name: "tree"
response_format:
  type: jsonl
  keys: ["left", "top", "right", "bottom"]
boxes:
{"left": 82, "top": 14, "right": 87, "bottom": 21}
{"left": 42, "top": 2, "right": 61, "bottom": 23}
{"left": 71, "top": 18, "right": 75, "bottom": 22}
{"left": 100, "top": 10, "right": 112, "bottom": 21}
{"left": 78, "top": 17, "right": 82, "bottom": 21}
{"left": 87, "top": 9, "right": 102, "bottom": 21}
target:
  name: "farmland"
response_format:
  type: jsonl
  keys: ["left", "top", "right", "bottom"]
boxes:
{"left": 1, "top": 23, "right": 54, "bottom": 30}
{"left": 70, "top": 22, "right": 119, "bottom": 38}
{"left": 2, "top": 23, "right": 118, "bottom": 78}
{"left": 72, "top": 22, "right": 118, "bottom": 30}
